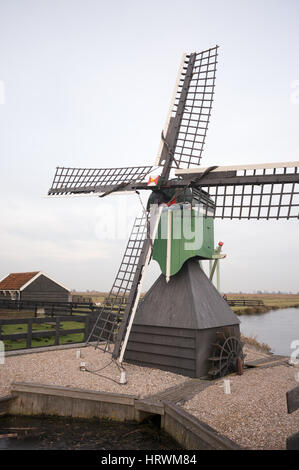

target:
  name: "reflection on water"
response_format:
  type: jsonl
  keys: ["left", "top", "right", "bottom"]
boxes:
{"left": 240, "top": 307, "right": 299, "bottom": 357}
{"left": 0, "top": 415, "right": 182, "bottom": 450}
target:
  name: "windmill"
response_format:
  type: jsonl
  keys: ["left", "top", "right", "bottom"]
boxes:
{"left": 48, "top": 46, "right": 299, "bottom": 379}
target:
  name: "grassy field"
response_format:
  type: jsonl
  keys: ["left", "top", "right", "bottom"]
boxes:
{"left": 74, "top": 291, "right": 299, "bottom": 316}
{"left": 225, "top": 293, "right": 299, "bottom": 315}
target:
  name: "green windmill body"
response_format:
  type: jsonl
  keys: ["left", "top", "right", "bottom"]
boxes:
{"left": 147, "top": 187, "right": 215, "bottom": 278}
{"left": 152, "top": 206, "right": 214, "bottom": 278}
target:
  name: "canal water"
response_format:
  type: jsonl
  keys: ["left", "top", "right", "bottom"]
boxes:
{"left": 240, "top": 307, "right": 299, "bottom": 357}
{"left": 0, "top": 415, "right": 182, "bottom": 450}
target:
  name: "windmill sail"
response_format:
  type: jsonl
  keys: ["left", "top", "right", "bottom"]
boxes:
{"left": 46, "top": 47, "right": 299, "bottom": 379}
{"left": 48, "top": 165, "right": 153, "bottom": 196}
{"left": 156, "top": 46, "right": 218, "bottom": 171}
{"left": 176, "top": 161, "right": 299, "bottom": 219}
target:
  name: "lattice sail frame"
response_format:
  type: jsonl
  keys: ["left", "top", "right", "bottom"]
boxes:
{"left": 156, "top": 46, "right": 218, "bottom": 170}
{"left": 48, "top": 165, "right": 153, "bottom": 195}
{"left": 176, "top": 162, "right": 299, "bottom": 219}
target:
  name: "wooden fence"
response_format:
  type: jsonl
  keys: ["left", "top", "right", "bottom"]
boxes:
{"left": 226, "top": 299, "right": 264, "bottom": 307}
{"left": 0, "top": 314, "right": 98, "bottom": 351}
{"left": 71, "top": 295, "right": 93, "bottom": 304}
{"left": 0, "top": 299, "right": 96, "bottom": 317}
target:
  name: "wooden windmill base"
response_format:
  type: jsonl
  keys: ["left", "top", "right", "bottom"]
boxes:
{"left": 124, "top": 258, "right": 240, "bottom": 378}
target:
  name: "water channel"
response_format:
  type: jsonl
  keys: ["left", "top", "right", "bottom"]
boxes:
{"left": 239, "top": 307, "right": 299, "bottom": 357}
{"left": 0, "top": 415, "right": 182, "bottom": 450}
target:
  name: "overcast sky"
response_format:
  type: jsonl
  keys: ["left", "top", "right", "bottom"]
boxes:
{"left": 0, "top": 0, "right": 298, "bottom": 293}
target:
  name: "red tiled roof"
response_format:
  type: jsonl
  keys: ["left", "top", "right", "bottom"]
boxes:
{"left": 0, "top": 272, "right": 40, "bottom": 290}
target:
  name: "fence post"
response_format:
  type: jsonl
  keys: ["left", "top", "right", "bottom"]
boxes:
{"left": 84, "top": 316, "right": 90, "bottom": 342}
{"left": 26, "top": 319, "right": 33, "bottom": 349}
{"left": 55, "top": 318, "right": 60, "bottom": 345}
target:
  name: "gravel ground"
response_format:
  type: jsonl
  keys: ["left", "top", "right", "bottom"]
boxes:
{"left": 184, "top": 363, "right": 299, "bottom": 450}
{"left": 0, "top": 345, "right": 187, "bottom": 398}
{"left": 1, "top": 343, "right": 298, "bottom": 450}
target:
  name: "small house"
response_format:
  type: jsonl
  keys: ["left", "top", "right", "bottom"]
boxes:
{"left": 0, "top": 271, "right": 71, "bottom": 303}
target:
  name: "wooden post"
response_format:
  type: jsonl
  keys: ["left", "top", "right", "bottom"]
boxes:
{"left": 286, "top": 432, "right": 299, "bottom": 450}
{"left": 286, "top": 385, "right": 299, "bottom": 414}
{"left": 55, "top": 318, "right": 60, "bottom": 346}
{"left": 84, "top": 316, "right": 90, "bottom": 342}
{"left": 216, "top": 259, "right": 220, "bottom": 292}
{"left": 286, "top": 386, "right": 299, "bottom": 449}
{"left": 26, "top": 319, "right": 33, "bottom": 349}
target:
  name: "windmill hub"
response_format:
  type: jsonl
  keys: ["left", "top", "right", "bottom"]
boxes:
{"left": 146, "top": 183, "right": 193, "bottom": 209}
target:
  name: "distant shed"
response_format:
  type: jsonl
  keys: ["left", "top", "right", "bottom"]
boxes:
{"left": 0, "top": 271, "right": 71, "bottom": 303}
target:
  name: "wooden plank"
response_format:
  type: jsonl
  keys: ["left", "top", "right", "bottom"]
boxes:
{"left": 131, "top": 324, "right": 195, "bottom": 338}
{"left": 125, "top": 349, "right": 195, "bottom": 371}
{"left": 0, "top": 333, "right": 29, "bottom": 340}
{"left": 56, "top": 328, "right": 85, "bottom": 336}
{"left": 135, "top": 399, "right": 164, "bottom": 416}
{"left": 126, "top": 341, "right": 196, "bottom": 359}
{"left": 129, "top": 331, "right": 195, "bottom": 349}
{"left": 0, "top": 318, "right": 31, "bottom": 326}
{"left": 163, "top": 401, "right": 241, "bottom": 450}
{"left": 53, "top": 315, "right": 87, "bottom": 322}
{"left": 286, "top": 385, "right": 299, "bottom": 414}
{"left": 0, "top": 329, "right": 85, "bottom": 341}
{"left": 10, "top": 382, "right": 138, "bottom": 405}
{"left": 286, "top": 431, "right": 299, "bottom": 450}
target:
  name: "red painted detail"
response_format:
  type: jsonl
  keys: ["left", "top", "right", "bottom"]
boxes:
{"left": 167, "top": 197, "right": 177, "bottom": 207}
